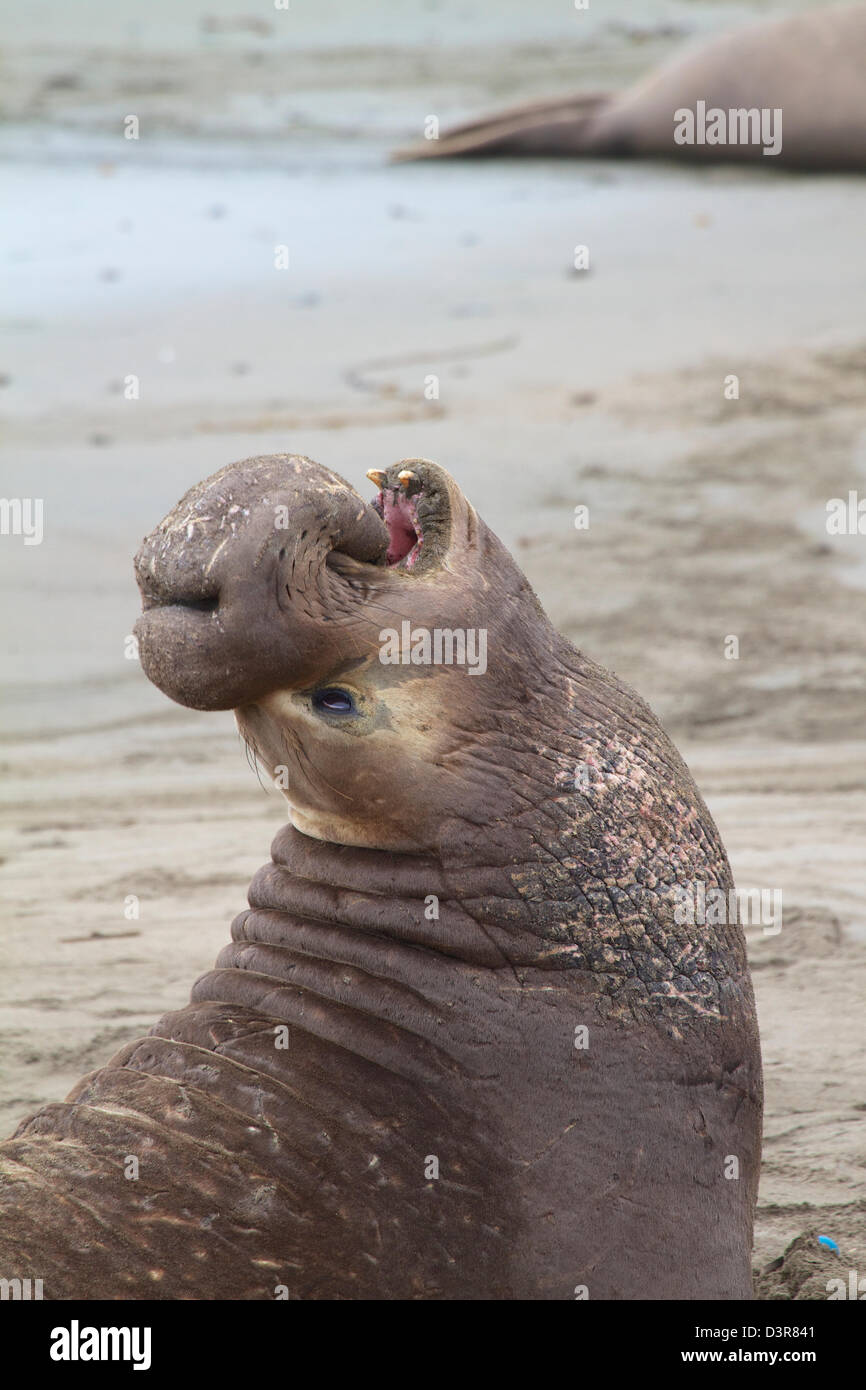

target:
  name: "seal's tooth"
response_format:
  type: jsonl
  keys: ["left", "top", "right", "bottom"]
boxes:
{"left": 397, "top": 469, "right": 419, "bottom": 490}
{"left": 366, "top": 469, "right": 388, "bottom": 489}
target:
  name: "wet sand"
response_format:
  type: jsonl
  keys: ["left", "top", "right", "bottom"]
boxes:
{"left": 1, "top": 0, "right": 864, "bottom": 1286}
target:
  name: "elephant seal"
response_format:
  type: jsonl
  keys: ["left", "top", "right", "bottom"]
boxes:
{"left": 395, "top": 4, "right": 866, "bottom": 170}
{"left": 0, "top": 455, "right": 762, "bottom": 1299}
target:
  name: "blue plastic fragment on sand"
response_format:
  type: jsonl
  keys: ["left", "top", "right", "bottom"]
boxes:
{"left": 817, "top": 1235, "right": 839, "bottom": 1252}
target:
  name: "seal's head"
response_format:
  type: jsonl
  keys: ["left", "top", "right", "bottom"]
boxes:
{"left": 135, "top": 454, "right": 552, "bottom": 852}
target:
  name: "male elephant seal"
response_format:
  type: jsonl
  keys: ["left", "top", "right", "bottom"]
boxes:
{"left": 0, "top": 455, "right": 762, "bottom": 1299}
{"left": 395, "top": 4, "right": 866, "bottom": 170}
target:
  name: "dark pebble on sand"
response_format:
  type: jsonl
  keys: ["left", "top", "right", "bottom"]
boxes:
{"left": 44, "top": 73, "right": 82, "bottom": 91}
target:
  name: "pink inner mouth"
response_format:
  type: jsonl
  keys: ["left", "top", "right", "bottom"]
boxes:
{"left": 379, "top": 489, "right": 423, "bottom": 567}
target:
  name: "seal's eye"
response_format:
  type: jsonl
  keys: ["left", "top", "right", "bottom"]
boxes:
{"left": 312, "top": 687, "right": 357, "bottom": 716}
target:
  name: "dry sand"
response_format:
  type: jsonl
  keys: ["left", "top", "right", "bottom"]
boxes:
{"left": 1, "top": 0, "right": 864, "bottom": 1291}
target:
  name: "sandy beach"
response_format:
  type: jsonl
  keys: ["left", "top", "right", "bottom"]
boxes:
{"left": 1, "top": 0, "right": 864, "bottom": 1289}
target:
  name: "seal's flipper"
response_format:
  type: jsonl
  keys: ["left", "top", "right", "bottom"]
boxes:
{"left": 391, "top": 92, "right": 610, "bottom": 160}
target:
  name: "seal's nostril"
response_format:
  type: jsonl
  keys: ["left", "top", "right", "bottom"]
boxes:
{"left": 180, "top": 595, "right": 219, "bottom": 614}
{"left": 140, "top": 589, "right": 219, "bottom": 614}
{"left": 135, "top": 547, "right": 222, "bottom": 613}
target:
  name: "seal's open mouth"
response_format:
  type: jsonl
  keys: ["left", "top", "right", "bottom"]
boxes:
{"left": 379, "top": 488, "right": 422, "bottom": 567}
{"left": 368, "top": 466, "right": 425, "bottom": 570}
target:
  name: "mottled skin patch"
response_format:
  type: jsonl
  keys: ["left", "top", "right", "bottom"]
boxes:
{"left": 0, "top": 455, "right": 761, "bottom": 1299}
